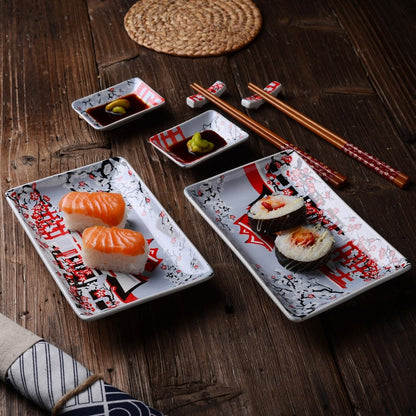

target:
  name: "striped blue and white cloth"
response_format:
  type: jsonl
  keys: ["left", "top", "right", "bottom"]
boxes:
{"left": 0, "top": 314, "right": 163, "bottom": 415}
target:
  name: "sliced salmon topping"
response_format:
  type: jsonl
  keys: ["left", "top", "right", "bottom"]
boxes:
{"left": 59, "top": 192, "right": 125, "bottom": 226}
{"left": 82, "top": 226, "right": 146, "bottom": 256}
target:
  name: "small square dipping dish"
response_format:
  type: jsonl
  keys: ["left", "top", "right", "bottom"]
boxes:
{"left": 149, "top": 110, "right": 249, "bottom": 168}
{"left": 71, "top": 77, "right": 165, "bottom": 131}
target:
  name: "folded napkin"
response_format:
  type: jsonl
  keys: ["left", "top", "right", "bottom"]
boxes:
{"left": 0, "top": 314, "right": 164, "bottom": 415}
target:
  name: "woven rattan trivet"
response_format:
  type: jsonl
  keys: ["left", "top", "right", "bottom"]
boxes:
{"left": 124, "top": 0, "right": 262, "bottom": 57}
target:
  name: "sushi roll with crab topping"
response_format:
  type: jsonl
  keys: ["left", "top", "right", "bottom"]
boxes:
{"left": 274, "top": 223, "right": 335, "bottom": 272}
{"left": 248, "top": 194, "right": 306, "bottom": 236}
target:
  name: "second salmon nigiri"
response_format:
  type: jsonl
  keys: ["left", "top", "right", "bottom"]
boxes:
{"left": 82, "top": 226, "right": 149, "bottom": 274}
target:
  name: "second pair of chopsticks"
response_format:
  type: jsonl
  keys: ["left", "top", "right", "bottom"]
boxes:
{"left": 248, "top": 82, "right": 410, "bottom": 189}
{"left": 191, "top": 82, "right": 347, "bottom": 188}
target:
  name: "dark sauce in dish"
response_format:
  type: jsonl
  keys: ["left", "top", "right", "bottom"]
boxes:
{"left": 86, "top": 94, "right": 149, "bottom": 126}
{"left": 168, "top": 130, "right": 227, "bottom": 163}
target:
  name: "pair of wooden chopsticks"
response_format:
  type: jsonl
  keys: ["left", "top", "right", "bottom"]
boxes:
{"left": 191, "top": 82, "right": 347, "bottom": 189}
{"left": 248, "top": 83, "right": 410, "bottom": 189}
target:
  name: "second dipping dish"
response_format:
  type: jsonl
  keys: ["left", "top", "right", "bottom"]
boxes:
{"left": 149, "top": 110, "right": 249, "bottom": 168}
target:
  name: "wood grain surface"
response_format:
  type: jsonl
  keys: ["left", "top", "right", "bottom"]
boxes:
{"left": 1, "top": 0, "right": 415, "bottom": 415}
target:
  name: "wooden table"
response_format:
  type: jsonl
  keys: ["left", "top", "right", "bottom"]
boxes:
{"left": 1, "top": 0, "right": 415, "bottom": 414}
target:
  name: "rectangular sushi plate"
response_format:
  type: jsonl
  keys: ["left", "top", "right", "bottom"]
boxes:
{"left": 5, "top": 157, "right": 214, "bottom": 321}
{"left": 184, "top": 150, "right": 411, "bottom": 322}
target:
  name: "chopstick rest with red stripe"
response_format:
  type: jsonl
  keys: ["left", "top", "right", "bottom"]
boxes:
{"left": 0, "top": 313, "right": 164, "bottom": 416}
{"left": 186, "top": 80, "right": 227, "bottom": 108}
{"left": 241, "top": 81, "right": 282, "bottom": 109}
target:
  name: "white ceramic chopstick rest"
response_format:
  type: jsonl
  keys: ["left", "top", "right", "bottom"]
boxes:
{"left": 186, "top": 80, "right": 227, "bottom": 108}
{"left": 241, "top": 81, "right": 282, "bottom": 109}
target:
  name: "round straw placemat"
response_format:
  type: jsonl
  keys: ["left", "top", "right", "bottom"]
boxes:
{"left": 124, "top": 0, "right": 262, "bottom": 57}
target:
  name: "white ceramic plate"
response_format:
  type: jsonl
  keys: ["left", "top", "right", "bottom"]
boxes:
{"left": 149, "top": 110, "right": 249, "bottom": 168}
{"left": 71, "top": 77, "right": 165, "bottom": 131}
{"left": 184, "top": 150, "right": 411, "bottom": 322}
{"left": 5, "top": 157, "right": 213, "bottom": 321}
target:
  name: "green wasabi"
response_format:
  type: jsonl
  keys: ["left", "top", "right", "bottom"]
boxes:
{"left": 187, "top": 132, "right": 214, "bottom": 154}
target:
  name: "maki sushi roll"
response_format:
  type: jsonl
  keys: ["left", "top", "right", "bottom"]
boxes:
{"left": 248, "top": 194, "right": 306, "bottom": 236}
{"left": 274, "top": 224, "right": 334, "bottom": 272}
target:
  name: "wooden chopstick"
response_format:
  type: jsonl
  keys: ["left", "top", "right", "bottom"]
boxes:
{"left": 248, "top": 82, "right": 410, "bottom": 189}
{"left": 190, "top": 83, "right": 347, "bottom": 189}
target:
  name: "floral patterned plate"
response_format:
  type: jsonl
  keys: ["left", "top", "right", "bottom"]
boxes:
{"left": 184, "top": 150, "right": 411, "bottom": 321}
{"left": 71, "top": 77, "right": 165, "bottom": 131}
{"left": 5, "top": 157, "right": 213, "bottom": 321}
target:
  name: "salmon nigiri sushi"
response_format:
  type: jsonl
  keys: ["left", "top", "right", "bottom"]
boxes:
{"left": 59, "top": 191, "right": 127, "bottom": 232}
{"left": 82, "top": 226, "right": 149, "bottom": 274}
